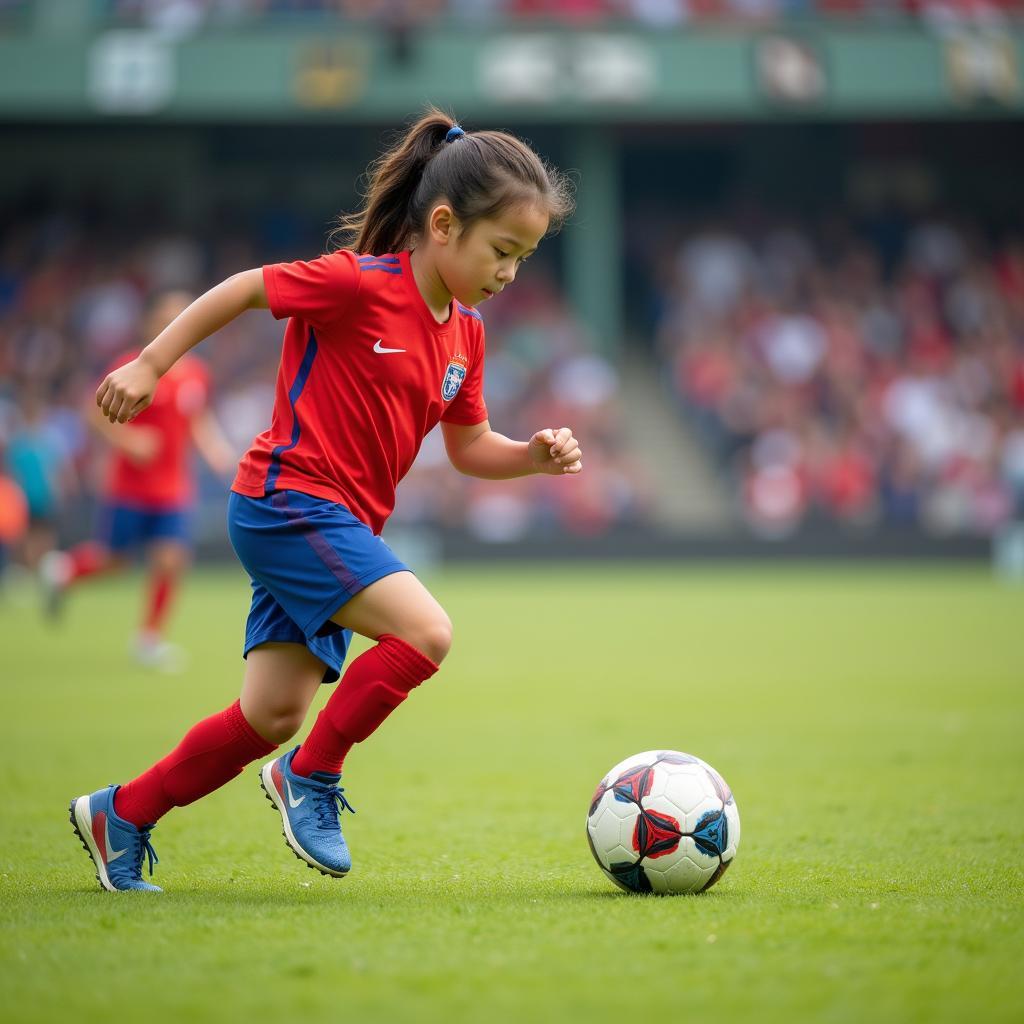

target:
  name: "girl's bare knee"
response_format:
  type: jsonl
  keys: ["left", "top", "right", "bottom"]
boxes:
{"left": 241, "top": 642, "right": 324, "bottom": 743}
{"left": 397, "top": 615, "right": 452, "bottom": 665}
{"left": 248, "top": 707, "right": 307, "bottom": 745}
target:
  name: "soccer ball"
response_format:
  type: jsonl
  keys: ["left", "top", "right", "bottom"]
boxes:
{"left": 586, "top": 750, "right": 740, "bottom": 895}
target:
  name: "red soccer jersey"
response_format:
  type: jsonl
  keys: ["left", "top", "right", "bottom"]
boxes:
{"left": 105, "top": 352, "right": 210, "bottom": 509}
{"left": 232, "top": 249, "right": 488, "bottom": 534}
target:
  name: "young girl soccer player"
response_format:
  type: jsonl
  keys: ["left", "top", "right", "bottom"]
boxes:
{"left": 70, "top": 110, "right": 581, "bottom": 892}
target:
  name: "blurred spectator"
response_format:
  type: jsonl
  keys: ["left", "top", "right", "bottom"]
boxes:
{"left": 656, "top": 207, "right": 1024, "bottom": 536}
{"left": 92, "top": 0, "right": 1024, "bottom": 27}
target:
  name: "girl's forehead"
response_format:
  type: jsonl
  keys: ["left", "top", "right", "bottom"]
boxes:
{"left": 482, "top": 204, "right": 550, "bottom": 247}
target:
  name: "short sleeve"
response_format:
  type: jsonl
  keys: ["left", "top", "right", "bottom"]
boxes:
{"left": 263, "top": 250, "right": 361, "bottom": 325}
{"left": 441, "top": 336, "right": 488, "bottom": 426}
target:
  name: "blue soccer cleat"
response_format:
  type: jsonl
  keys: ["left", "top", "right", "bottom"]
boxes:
{"left": 69, "top": 785, "right": 161, "bottom": 892}
{"left": 259, "top": 746, "right": 355, "bottom": 878}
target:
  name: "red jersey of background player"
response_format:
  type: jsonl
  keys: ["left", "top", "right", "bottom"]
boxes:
{"left": 105, "top": 351, "right": 211, "bottom": 509}
{"left": 232, "top": 250, "right": 488, "bottom": 534}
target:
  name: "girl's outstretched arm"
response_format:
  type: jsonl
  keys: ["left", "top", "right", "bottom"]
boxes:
{"left": 96, "top": 269, "right": 268, "bottom": 424}
{"left": 442, "top": 421, "right": 583, "bottom": 479}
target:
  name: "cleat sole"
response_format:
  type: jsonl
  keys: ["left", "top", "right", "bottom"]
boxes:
{"left": 69, "top": 796, "right": 116, "bottom": 892}
{"left": 69, "top": 800, "right": 103, "bottom": 890}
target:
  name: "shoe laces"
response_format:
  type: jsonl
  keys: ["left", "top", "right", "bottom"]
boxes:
{"left": 312, "top": 784, "right": 356, "bottom": 832}
{"left": 122, "top": 828, "right": 159, "bottom": 880}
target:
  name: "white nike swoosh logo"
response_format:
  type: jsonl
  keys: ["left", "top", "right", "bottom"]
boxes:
{"left": 286, "top": 779, "right": 305, "bottom": 809}
{"left": 373, "top": 339, "right": 406, "bottom": 354}
{"left": 105, "top": 820, "right": 127, "bottom": 862}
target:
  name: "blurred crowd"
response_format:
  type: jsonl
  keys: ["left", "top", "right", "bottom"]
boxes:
{"left": 0, "top": 199, "right": 642, "bottom": 565}
{"left": 3, "top": 194, "right": 1023, "bottom": 556}
{"left": 649, "top": 210, "right": 1024, "bottom": 536}
{"left": 76, "top": 0, "right": 1024, "bottom": 30}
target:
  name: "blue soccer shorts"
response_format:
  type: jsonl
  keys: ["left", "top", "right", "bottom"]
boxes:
{"left": 98, "top": 502, "right": 192, "bottom": 553}
{"left": 227, "top": 489, "right": 409, "bottom": 684}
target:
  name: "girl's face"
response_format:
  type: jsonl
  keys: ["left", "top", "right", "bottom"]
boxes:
{"left": 436, "top": 201, "right": 550, "bottom": 307}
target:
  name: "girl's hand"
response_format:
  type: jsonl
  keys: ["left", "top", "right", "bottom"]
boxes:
{"left": 529, "top": 427, "right": 583, "bottom": 476}
{"left": 96, "top": 357, "right": 160, "bottom": 424}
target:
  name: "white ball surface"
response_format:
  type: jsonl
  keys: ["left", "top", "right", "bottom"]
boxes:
{"left": 586, "top": 750, "right": 740, "bottom": 895}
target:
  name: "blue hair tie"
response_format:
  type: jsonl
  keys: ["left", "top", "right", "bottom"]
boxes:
{"left": 445, "top": 125, "right": 465, "bottom": 143}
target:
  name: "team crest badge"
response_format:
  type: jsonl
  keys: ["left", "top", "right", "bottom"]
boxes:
{"left": 442, "top": 358, "right": 468, "bottom": 402}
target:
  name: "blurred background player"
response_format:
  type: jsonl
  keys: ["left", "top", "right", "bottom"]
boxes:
{"left": 0, "top": 472, "right": 30, "bottom": 586}
{"left": 4, "top": 387, "right": 75, "bottom": 574}
{"left": 40, "top": 290, "right": 235, "bottom": 670}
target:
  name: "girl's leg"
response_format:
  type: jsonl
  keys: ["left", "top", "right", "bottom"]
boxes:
{"left": 139, "top": 539, "right": 189, "bottom": 642}
{"left": 289, "top": 571, "right": 449, "bottom": 779}
{"left": 114, "top": 642, "right": 324, "bottom": 828}
{"left": 39, "top": 542, "right": 125, "bottom": 620}
{"left": 330, "top": 569, "right": 453, "bottom": 662}
{"left": 133, "top": 539, "right": 190, "bottom": 670}
{"left": 240, "top": 642, "right": 325, "bottom": 744}
{"left": 56, "top": 541, "right": 122, "bottom": 584}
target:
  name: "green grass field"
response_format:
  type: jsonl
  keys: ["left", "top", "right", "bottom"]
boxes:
{"left": 1, "top": 563, "right": 1022, "bottom": 1023}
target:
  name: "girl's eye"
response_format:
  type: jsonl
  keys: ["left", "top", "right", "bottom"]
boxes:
{"left": 495, "top": 248, "right": 509, "bottom": 259}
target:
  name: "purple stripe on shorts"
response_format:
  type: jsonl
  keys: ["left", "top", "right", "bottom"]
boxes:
{"left": 269, "top": 491, "right": 364, "bottom": 597}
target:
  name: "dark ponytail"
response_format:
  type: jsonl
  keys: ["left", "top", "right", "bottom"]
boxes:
{"left": 332, "top": 106, "right": 574, "bottom": 256}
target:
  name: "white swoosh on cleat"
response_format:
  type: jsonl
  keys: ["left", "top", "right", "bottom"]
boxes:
{"left": 373, "top": 339, "right": 405, "bottom": 354}
{"left": 285, "top": 779, "right": 305, "bottom": 809}
{"left": 105, "top": 820, "right": 127, "bottom": 862}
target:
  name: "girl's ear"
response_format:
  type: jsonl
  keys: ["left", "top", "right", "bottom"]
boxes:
{"left": 427, "top": 203, "right": 457, "bottom": 246}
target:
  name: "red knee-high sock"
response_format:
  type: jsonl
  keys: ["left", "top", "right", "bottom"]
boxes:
{"left": 113, "top": 700, "right": 276, "bottom": 828}
{"left": 67, "top": 542, "right": 110, "bottom": 583}
{"left": 142, "top": 570, "right": 177, "bottom": 635}
{"left": 291, "top": 635, "right": 438, "bottom": 778}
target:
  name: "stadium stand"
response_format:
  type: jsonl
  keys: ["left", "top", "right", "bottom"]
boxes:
{"left": 650, "top": 210, "right": 1024, "bottom": 536}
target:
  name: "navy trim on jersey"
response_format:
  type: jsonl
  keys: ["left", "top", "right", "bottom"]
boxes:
{"left": 265, "top": 328, "right": 319, "bottom": 491}
{"left": 358, "top": 254, "right": 402, "bottom": 274}
{"left": 456, "top": 303, "right": 482, "bottom": 321}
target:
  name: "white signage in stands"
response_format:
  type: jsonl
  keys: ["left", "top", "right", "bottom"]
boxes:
{"left": 88, "top": 32, "right": 175, "bottom": 114}
{"left": 479, "top": 35, "right": 655, "bottom": 104}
